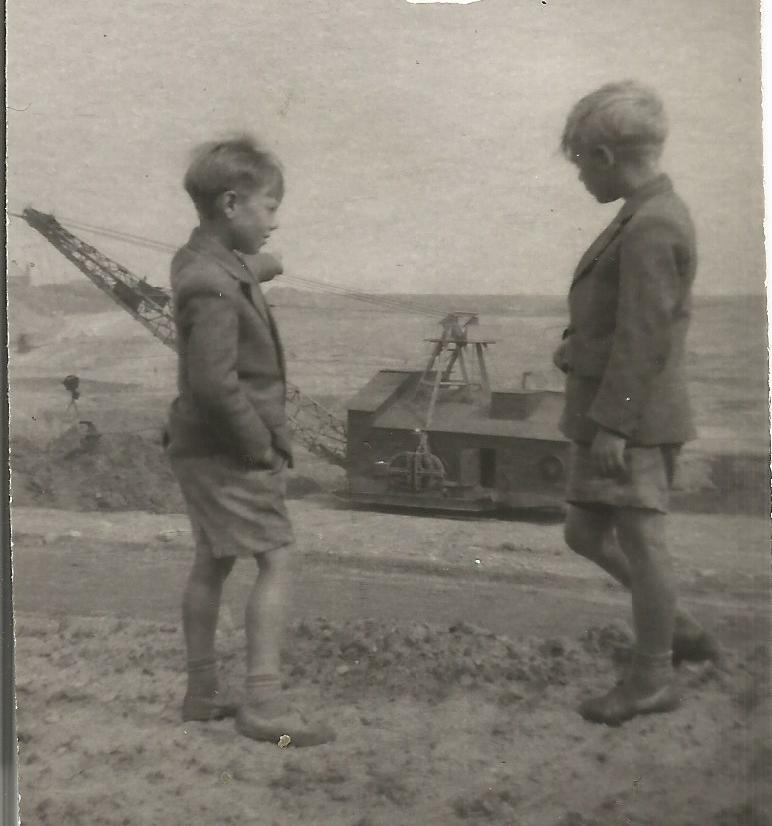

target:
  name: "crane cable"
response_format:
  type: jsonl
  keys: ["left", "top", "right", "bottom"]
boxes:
{"left": 8, "top": 210, "right": 447, "bottom": 319}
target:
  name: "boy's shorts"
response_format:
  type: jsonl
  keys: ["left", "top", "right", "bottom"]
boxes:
{"left": 566, "top": 442, "right": 681, "bottom": 514}
{"left": 170, "top": 453, "right": 295, "bottom": 559}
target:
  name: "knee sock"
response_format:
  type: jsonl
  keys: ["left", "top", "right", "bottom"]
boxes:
{"left": 630, "top": 650, "right": 673, "bottom": 692}
{"left": 187, "top": 656, "right": 217, "bottom": 697}
{"left": 246, "top": 672, "right": 282, "bottom": 706}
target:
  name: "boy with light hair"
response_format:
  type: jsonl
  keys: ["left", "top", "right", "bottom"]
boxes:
{"left": 554, "top": 81, "right": 719, "bottom": 725}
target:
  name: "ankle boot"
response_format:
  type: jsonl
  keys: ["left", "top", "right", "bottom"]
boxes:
{"left": 579, "top": 650, "right": 680, "bottom": 726}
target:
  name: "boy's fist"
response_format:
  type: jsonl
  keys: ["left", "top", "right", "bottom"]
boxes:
{"left": 591, "top": 429, "right": 627, "bottom": 478}
{"left": 552, "top": 340, "right": 570, "bottom": 373}
{"left": 254, "top": 446, "right": 287, "bottom": 474}
{"left": 253, "top": 253, "right": 283, "bottom": 283}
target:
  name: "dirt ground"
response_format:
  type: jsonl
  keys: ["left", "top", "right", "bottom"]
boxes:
{"left": 12, "top": 495, "right": 772, "bottom": 826}
{"left": 13, "top": 609, "right": 770, "bottom": 826}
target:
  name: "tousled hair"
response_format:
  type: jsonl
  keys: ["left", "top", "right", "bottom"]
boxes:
{"left": 561, "top": 81, "right": 668, "bottom": 162}
{"left": 184, "top": 135, "right": 284, "bottom": 218}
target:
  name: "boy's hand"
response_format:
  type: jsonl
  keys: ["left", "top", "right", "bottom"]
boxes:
{"left": 591, "top": 429, "right": 627, "bottom": 477}
{"left": 253, "top": 253, "right": 284, "bottom": 284}
{"left": 255, "top": 446, "right": 287, "bottom": 473}
{"left": 252, "top": 446, "right": 276, "bottom": 469}
{"left": 552, "top": 340, "right": 570, "bottom": 373}
{"left": 270, "top": 450, "right": 288, "bottom": 473}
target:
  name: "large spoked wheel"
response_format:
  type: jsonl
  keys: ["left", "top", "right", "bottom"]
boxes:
{"left": 387, "top": 450, "right": 446, "bottom": 493}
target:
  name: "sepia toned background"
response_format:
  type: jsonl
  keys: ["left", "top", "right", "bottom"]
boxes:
{"left": 7, "top": 0, "right": 764, "bottom": 295}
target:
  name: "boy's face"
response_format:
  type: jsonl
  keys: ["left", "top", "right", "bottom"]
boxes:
{"left": 227, "top": 186, "right": 281, "bottom": 255}
{"left": 572, "top": 146, "right": 623, "bottom": 204}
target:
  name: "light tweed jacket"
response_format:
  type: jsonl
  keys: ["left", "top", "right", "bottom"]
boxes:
{"left": 559, "top": 175, "right": 698, "bottom": 446}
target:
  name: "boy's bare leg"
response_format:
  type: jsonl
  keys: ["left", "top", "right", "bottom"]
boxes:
{"left": 615, "top": 509, "right": 676, "bottom": 661}
{"left": 564, "top": 504, "right": 716, "bottom": 663}
{"left": 579, "top": 508, "right": 680, "bottom": 724}
{"left": 181, "top": 546, "right": 236, "bottom": 719}
{"left": 564, "top": 504, "right": 628, "bottom": 585}
{"left": 238, "top": 543, "right": 336, "bottom": 746}
{"left": 565, "top": 498, "right": 675, "bottom": 652}
{"left": 244, "top": 544, "right": 293, "bottom": 699}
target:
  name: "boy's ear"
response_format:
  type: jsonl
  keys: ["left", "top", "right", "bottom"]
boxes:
{"left": 595, "top": 144, "right": 615, "bottom": 167}
{"left": 218, "top": 190, "right": 239, "bottom": 217}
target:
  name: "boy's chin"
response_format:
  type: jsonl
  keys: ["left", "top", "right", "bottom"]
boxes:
{"left": 235, "top": 240, "right": 264, "bottom": 256}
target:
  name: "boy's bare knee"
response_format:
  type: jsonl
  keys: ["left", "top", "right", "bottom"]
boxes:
{"left": 564, "top": 506, "right": 585, "bottom": 550}
{"left": 564, "top": 505, "right": 610, "bottom": 557}
{"left": 564, "top": 518, "right": 585, "bottom": 553}
{"left": 254, "top": 544, "right": 293, "bottom": 579}
{"left": 191, "top": 554, "right": 235, "bottom": 583}
{"left": 616, "top": 509, "right": 665, "bottom": 543}
{"left": 615, "top": 509, "right": 668, "bottom": 563}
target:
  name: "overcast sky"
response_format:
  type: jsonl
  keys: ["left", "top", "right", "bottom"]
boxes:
{"left": 8, "top": 0, "right": 764, "bottom": 294}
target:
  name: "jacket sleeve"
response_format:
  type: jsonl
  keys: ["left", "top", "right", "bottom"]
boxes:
{"left": 588, "top": 216, "right": 682, "bottom": 437}
{"left": 179, "top": 289, "right": 273, "bottom": 464}
{"left": 253, "top": 253, "right": 283, "bottom": 284}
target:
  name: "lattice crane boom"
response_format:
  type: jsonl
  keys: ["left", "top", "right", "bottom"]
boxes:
{"left": 20, "top": 207, "right": 348, "bottom": 467}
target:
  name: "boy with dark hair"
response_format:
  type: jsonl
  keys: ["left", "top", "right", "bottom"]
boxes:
{"left": 554, "top": 82, "right": 719, "bottom": 725}
{"left": 167, "top": 135, "right": 334, "bottom": 746}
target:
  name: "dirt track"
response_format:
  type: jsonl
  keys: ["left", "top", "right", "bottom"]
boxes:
{"left": 10, "top": 522, "right": 769, "bottom": 648}
{"left": 12, "top": 502, "right": 772, "bottom": 826}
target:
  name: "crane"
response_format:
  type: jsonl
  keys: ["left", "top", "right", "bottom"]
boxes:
{"left": 19, "top": 207, "right": 348, "bottom": 467}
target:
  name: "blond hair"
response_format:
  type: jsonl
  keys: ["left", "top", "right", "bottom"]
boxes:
{"left": 561, "top": 81, "right": 668, "bottom": 162}
{"left": 184, "top": 135, "right": 284, "bottom": 218}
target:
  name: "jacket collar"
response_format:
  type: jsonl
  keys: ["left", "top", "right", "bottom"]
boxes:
{"left": 570, "top": 174, "right": 673, "bottom": 287}
{"left": 616, "top": 173, "right": 673, "bottom": 222}
{"left": 186, "top": 227, "right": 254, "bottom": 285}
{"left": 185, "top": 228, "right": 270, "bottom": 322}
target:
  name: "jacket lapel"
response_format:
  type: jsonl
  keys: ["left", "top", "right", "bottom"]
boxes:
{"left": 570, "top": 214, "right": 630, "bottom": 287}
{"left": 569, "top": 174, "right": 674, "bottom": 290}
{"left": 235, "top": 261, "right": 272, "bottom": 325}
{"left": 186, "top": 229, "right": 271, "bottom": 325}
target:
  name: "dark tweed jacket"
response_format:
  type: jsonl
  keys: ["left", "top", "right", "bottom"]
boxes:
{"left": 559, "top": 175, "right": 698, "bottom": 446}
{"left": 166, "top": 228, "right": 293, "bottom": 467}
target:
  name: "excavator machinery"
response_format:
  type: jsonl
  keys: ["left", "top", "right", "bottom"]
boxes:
{"left": 18, "top": 207, "right": 569, "bottom": 513}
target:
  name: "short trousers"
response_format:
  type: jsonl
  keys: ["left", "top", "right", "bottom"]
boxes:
{"left": 565, "top": 442, "right": 681, "bottom": 514}
{"left": 170, "top": 453, "right": 295, "bottom": 559}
